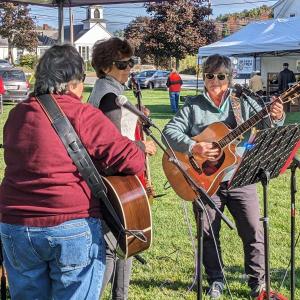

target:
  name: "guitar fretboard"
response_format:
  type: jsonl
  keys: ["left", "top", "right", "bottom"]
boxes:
{"left": 218, "top": 105, "right": 271, "bottom": 148}
{"left": 217, "top": 81, "right": 300, "bottom": 148}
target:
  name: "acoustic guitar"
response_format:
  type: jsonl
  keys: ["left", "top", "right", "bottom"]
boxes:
{"left": 162, "top": 83, "right": 300, "bottom": 201}
{"left": 102, "top": 175, "right": 152, "bottom": 259}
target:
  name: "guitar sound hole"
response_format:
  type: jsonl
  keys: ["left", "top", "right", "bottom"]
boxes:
{"left": 202, "top": 152, "right": 225, "bottom": 176}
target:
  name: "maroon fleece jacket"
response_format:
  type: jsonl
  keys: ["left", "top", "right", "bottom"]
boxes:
{"left": 0, "top": 92, "right": 145, "bottom": 226}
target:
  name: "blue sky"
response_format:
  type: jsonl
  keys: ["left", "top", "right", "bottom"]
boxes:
{"left": 30, "top": 0, "right": 278, "bottom": 32}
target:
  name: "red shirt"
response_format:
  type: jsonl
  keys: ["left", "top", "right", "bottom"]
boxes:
{"left": 0, "top": 93, "right": 145, "bottom": 226}
{"left": 167, "top": 72, "right": 183, "bottom": 92}
{"left": 0, "top": 77, "right": 5, "bottom": 95}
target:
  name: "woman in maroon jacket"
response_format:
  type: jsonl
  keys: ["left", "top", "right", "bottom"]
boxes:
{"left": 0, "top": 45, "right": 145, "bottom": 300}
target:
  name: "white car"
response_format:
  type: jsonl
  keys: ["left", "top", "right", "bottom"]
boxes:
{"left": 0, "top": 59, "right": 12, "bottom": 68}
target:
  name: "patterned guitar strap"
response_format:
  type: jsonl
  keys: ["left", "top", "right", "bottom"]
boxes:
{"left": 230, "top": 90, "right": 244, "bottom": 127}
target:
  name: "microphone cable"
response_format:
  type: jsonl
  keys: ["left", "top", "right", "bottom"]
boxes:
{"left": 233, "top": 85, "right": 273, "bottom": 129}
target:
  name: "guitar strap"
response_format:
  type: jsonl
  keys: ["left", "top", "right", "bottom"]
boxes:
{"left": 35, "top": 94, "right": 126, "bottom": 235}
{"left": 230, "top": 93, "right": 244, "bottom": 126}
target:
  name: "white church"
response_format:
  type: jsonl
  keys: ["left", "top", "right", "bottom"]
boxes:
{"left": 64, "top": 6, "right": 112, "bottom": 61}
{"left": 0, "top": 5, "right": 112, "bottom": 62}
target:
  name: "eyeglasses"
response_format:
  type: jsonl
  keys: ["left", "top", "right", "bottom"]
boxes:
{"left": 204, "top": 73, "right": 229, "bottom": 81}
{"left": 113, "top": 58, "right": 135, "bottom": 70}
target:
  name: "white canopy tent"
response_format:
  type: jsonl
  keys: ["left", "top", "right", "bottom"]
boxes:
{"left": 198, "top": 17, "right": 300, "bottom": 58}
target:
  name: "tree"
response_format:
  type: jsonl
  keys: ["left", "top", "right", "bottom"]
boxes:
{"left": 0, "top": 3, "right": 38, "bottom": 64}
{"left": 216, "top": 5, "right": 272, "bottom": 22}
{"left": 124, "top": 16, "right": 153, "bottom": 64}
{"left": 144, "top": 0, "right": 216, "bottom": 68}
{"left": 113, "top": 29, "right": 124, "bottom": 38}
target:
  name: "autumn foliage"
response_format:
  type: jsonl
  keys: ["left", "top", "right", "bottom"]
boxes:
{"left": 124, "top": 0, "right": 216, "bottom": 68}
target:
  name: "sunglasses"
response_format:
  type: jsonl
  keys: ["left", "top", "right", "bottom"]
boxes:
{"left": 113, "top": 58, "right": 135, "bottom": 70}
{"left": 204, "top": 73, "right": 229, "bottom": 81}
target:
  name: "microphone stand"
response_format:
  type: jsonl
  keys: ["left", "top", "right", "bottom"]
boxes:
{"left": 288, "top": 157, "right": 300, "bottom": 300}
{"left": 142, "top": 124, "right": 236, "bottom": 300}
{"left": 240, "top": 92, "right": 273, "bottom": 129}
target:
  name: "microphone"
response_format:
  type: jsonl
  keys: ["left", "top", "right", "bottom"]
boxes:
{"left": 115, "top": 95, "right": 156, "bottom": 128}
{"left": 233, "top": 84, "right": 261, "bottom": 101}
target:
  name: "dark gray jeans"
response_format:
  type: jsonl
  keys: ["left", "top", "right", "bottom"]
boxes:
{"left": 194, "top": 183, "right": 265, "bottom": 289}
{"left": 100, "top": 246, "right": 132, "bottom": 300}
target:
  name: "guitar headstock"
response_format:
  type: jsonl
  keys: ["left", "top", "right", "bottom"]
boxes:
{"left": 280, "top": 81, "right": 300, "bottom": 104}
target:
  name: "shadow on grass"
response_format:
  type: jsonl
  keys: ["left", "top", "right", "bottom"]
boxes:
{"left": 131, "top": 277, "right": 250, "bottom": 299}
{"left": 131, "top": 265, "right": 300, "bottom": 298}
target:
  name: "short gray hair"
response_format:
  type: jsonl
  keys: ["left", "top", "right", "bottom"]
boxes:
{"left": 203, "top": 54, "right": 233, "bottom": 82}
{"left": 34, "top": 44, "right": 85, "bottom": 95}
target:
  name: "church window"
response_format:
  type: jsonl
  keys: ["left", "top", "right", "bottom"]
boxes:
{"left": 94, "top": 9, "right": 100, "bottom": 19}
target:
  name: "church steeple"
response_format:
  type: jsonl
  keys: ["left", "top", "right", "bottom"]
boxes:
{"left": 83, "top": 5, "right": 106, "bottom": 30}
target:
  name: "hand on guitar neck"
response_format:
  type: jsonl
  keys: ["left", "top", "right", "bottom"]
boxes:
{"left": 269, "top": 96, "right": 284, "bottom": 121}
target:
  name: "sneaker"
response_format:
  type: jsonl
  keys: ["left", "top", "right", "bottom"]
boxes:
{"left": 207, "top": 281, "right": 224, "bottom": 299}
{"left": 249, "top": 282, "right": 266, "bottom": 298}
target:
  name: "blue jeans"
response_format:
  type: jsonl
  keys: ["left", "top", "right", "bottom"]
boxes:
{"left": 0, "top": 218, "right": 106, "bottom": 300}
{"left": 169, "top": 92, "right": 180, "bottom": 112}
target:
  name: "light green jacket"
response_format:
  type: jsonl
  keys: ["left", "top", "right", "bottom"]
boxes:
{"left": 162, "top": 89, "right": 285, "bottom": 181}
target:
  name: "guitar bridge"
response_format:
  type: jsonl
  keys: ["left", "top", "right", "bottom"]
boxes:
{"left": 189, "top": 156, "right": 203, "bottom": 174}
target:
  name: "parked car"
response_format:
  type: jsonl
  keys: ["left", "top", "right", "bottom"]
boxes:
{"left": 0, "top": 59, "right": 11, "bottom": 68}
{"left": 0, "top": 68, "right": 30, "bottom": 103}
{"left": 128, "top": 70, "right": 170, "bottom": 89}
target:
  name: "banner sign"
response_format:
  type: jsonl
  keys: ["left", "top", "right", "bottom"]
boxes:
{"left": 237, "top": 57, "right": 254, "bottom": 74}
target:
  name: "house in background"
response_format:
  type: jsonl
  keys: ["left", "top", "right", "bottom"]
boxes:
{"left": 0, "top": 5, "right": 112, "bottom": 62}
{"left": 64, "top": 5, "right": 112, "bottom": 61}
{"left": 273, "top": 0, "right": 300, "bottom": 18}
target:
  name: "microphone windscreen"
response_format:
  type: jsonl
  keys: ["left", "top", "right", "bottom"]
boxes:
{"left": 115, "top": 95, "right": 128, "bottom": 106}
{"left": 233, "top": 84, "right": 243, "bottom": 98}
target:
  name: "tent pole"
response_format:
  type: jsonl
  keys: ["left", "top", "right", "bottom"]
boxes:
{"left": 196, "top": 56, "right": 200, "bottom": 95}
{"left": 58, "top": 1, "right": 64, "bottom": 44}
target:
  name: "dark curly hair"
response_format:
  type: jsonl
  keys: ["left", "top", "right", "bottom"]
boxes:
{"left": 92, "top": 37, "right": 133, "bottom": 78}
{"left": 34, "top": 44, "right": 85, "bottom": 95}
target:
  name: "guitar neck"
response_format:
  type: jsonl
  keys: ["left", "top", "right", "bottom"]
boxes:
{"left": 218, "top": 103, "right": 271, "bottom": 148}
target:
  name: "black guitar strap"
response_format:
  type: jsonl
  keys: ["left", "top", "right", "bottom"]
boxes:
{"left": 35, "top": 94, "right": 125, "bottom": 234}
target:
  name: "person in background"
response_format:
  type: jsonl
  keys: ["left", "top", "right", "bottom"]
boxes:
{"left": 0, "top": 76, "right": 5, "bottom": 95}
{"left": 278, "top": 62, "right": 296, "bottom": 93}
{"left": 249, "top": 70, "right": 264, "bottom": 95}
{"left": 89, "top": 37, "right": 156, "bottom": 300}
{"left": 166, "top": 68, "right": 183, "bottom": 113}
{"left": 162, "top": 54, "right": 284, "bottom": 299}
{"left": 0, "top": 76, "right": 4, "bottom": 113}
{"left": 278, "top": 62, "right": 296, "bottom": 111}
{"left": 0, "top": 44, "right": 145, "bottom": 300}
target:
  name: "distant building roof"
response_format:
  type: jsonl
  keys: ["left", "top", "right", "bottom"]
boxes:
{"left": 37, "top": 34, "right": 57, "bottom": 46}
{"left": 64, "top": 24, "right": 87, "bottom": 43}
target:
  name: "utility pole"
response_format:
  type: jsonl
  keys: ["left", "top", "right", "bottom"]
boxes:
{"left": 58, "top": 2, "right": 64, "bottom": 44}
{"left": 208, "top": 0, "right": 212, "bottom": 20}
{"left": 69, "top": 7, "right": 74, "bottom": 45}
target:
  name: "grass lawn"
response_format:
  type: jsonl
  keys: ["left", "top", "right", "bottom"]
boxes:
{"left": 0, "top": 88, "right": 300, "bottom": 299}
